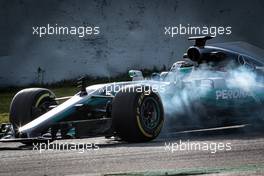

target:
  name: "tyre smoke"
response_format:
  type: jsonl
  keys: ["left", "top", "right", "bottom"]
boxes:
{"left": 148, "top": 58, "right": 264, "bottom": 131}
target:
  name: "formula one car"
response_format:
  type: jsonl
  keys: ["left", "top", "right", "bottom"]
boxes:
{"left": 1, "top": 36, "right": 264, "bottom": 144}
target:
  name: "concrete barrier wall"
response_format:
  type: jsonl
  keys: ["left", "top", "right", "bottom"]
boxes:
{"left": 0, "top": 0, "right": 263, "bottom": 86}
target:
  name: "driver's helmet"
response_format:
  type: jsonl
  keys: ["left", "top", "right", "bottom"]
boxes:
{"left": 170, "top": 59, "right": 195, "bottom": 75}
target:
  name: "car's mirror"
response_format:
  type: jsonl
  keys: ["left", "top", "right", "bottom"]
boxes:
{"left": 128, "top": 70, "right": 144, "bottom": 81}
{"left": 160, "top": 72, "right": 168, "bottom": 80}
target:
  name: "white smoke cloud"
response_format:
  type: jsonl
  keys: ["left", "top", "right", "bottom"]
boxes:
{"left": 152, "top": 61, "right": 264, "bottom": 130}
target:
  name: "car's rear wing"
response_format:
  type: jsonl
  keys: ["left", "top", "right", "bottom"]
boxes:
{"left": 188, "top": 36, "right": 214, "bottom": 47}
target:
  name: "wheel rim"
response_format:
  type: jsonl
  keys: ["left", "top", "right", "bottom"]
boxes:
{"left": 140, "top": 97, "right": 160, "bottom": 131}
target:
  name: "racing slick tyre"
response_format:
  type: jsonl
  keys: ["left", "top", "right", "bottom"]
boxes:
{"left": 9, "top": 88, "right": 56, "bottom": 141}
{"left": 112, "top": 86, "right": 164, "bottom": 142}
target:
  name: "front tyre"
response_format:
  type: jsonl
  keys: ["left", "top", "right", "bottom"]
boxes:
{"left": 9, "top": 88, "right": 56, "bottom": 138}
{"left": 112, "top": 86, "right": 164, "bottom": 142}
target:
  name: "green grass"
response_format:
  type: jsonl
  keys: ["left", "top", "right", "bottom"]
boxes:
{"left": 0, "top": 91, "right": 16, "bottom": 124}
{"left": 51, "top": 87, "right": 78, "bottom": 97}
{"left": 0, "top": 86, "right": 78, "bottom": 124}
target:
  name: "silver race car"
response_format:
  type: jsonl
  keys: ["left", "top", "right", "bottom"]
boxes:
{"left": 1, "top": 36, "right": 264, "bottom": 145}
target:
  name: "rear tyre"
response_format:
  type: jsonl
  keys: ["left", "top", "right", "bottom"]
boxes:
{"left": 112, "top": 86, "right": 164, "bottom": 142}
{"left": 9, "top": 88, "right": 56, "bottom": 139}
